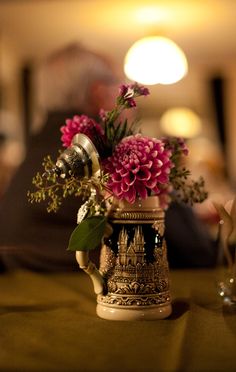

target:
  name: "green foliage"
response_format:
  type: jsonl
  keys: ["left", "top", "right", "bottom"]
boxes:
{"left": 103, "top": 94, "right": 141, "bottom": 152}
{"left": 67, "top": 215, "right": 107, "bottom": 251}
{"left": 27, "top": 155, "right": 109, "bottom": 213}
{"left": 105, "top": 117, "right": 140, "bottom": 152}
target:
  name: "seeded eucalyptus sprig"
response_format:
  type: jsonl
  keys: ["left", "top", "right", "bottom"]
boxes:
{"left": 27, "top": 155, "right": 109, "bottom": 213}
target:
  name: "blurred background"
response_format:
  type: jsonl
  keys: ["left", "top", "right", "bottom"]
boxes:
{"left": 0, "top": 0, "right": 236, "bottom": 225}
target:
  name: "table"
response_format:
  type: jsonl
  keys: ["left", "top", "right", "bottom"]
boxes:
{"left": 0, "top": 269, "right": 235, "bottom": 371}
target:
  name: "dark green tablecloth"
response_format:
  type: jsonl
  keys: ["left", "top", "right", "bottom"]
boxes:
{"left": 0, "top": 269, "right": 235, "bottom": 371}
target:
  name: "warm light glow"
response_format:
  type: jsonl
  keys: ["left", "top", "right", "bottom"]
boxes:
{"left": 134, "top": 6, "right": 167, "bottom": 24}
{"left": 160, "top": 107, "right": 202, "bottom": 138}
{"left": 124, "top": 36, "right": 188, "bottom": 85}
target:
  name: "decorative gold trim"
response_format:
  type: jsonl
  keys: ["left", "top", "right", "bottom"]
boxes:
{"left": 112, "top": 219, "right": 160, "bottom": 224}
{"left": 111, "top": 211, "right": 164, "bottom": 221}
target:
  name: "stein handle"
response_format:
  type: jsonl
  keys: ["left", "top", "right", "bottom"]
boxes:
{"left": 75, "top": 251, "right": 104, "bottom": 295}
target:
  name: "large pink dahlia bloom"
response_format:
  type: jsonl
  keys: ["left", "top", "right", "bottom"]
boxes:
{"left": 60, "top": 114, "right": 104, "bottom": 148}
{"left": 103, "top": 134, "right": 173, "bottom": 204}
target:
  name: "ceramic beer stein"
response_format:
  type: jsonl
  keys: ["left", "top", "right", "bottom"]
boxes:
{"left": 76, "top": 196, "right": 172, "bottom": 320}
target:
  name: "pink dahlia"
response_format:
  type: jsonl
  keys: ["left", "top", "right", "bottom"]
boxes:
{"left": 60, "top": 114, "right": 104, "bottom": 148}
{"left": 103, "top": 134, "right": 173, "bottom": 204}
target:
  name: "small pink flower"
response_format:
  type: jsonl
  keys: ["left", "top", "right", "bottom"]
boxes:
{"left": 103, "top": 134, "right": 173, "bottom": 204}
{"left": 177, "top": 138, "right": 189, "bottom": 156}
{"left": 119, "top": 83, "right": 150, "bottom": 98}
{"left": 99, "top": 108, "right": 107, "bottom": 122}
{"left": 60, "top": 115, "right": 104, "bottom": 148}
{"left": 118, "top": 83, "right": 150, "bottom": 108}
{"left": 162, "top": 137, "right": 189, "bottom": 157}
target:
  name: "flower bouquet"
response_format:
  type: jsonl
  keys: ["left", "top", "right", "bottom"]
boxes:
{"left": 28, "top": 82, "right": 207, "bottom": 253}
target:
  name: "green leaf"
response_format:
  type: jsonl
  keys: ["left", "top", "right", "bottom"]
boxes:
{"left": 67, "top": 216, "right": 107, "bottom": 251}
{"left": 115, "top": 120, "right": 127, "bottom": 142}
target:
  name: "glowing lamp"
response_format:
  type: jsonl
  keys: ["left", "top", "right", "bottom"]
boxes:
{"left": 160, "top": 107, "right": 202, "bottom": 138}
{"left": 124, "top": 36, "right": 188, "bottom": 85}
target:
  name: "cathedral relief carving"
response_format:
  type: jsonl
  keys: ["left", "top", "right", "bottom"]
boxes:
{"left": 118, "top": 226, "right": 146, "bottom": 266}
{"left": 104, "top": 225, "right": 170, "bottom": 296}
